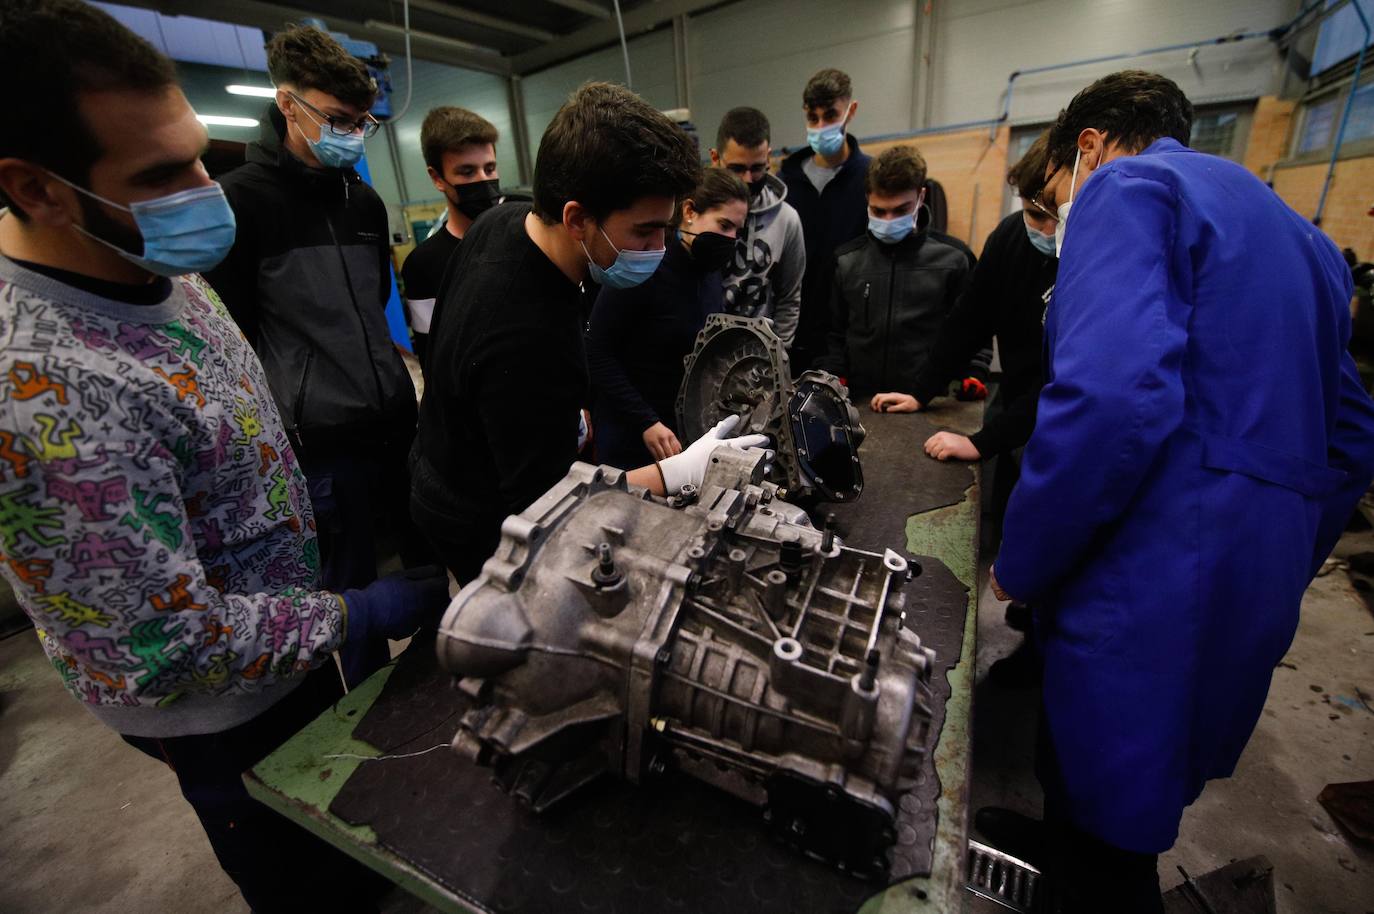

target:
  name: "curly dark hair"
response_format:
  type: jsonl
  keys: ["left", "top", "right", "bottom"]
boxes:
{"left": 0, "top": 0, "right": 176, "bottom": 218}
{"left": 1007, "top": 130, "right": 1051, "bottom": 201}
{"left": 866, "top": 145, "right": 928, "bottom": 197}
{"left": 1046, "top": 70, "right": 1193, "bottom": 172}
{"left": 267, "top": 25, "right": 377, "bottom": 110}
{"left": 673, "top": 167, "right": 749, "bottom": 227}
{"left": 421, "top": 107, "right": 499, "bottom": 172}
{"left": 532, "top": 82, "right": 702, "bottom": 224}
{"left": 803, "top": 69, "right": 852, "bottom": 111}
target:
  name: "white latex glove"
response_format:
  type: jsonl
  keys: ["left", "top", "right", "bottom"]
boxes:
{"left": 658, "top": 414, "right": 771, "bottom": 494}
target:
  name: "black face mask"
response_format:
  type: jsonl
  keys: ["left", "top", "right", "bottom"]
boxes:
{"left": 448, "top": 178, "right": 501, "bottom": 219}
{"left": 684, "top": 229, "right": 737, "bottom": 273}
{"left": 749, "top": 174, "right": 769, "bottom": 196}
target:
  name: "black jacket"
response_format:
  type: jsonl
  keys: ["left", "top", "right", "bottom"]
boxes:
{"left": 910, "top": 211, "right": 1057, "bottom": 458}
{"left": 586, "top": 238, "right": 725, "bottom": 468}
{"left": 411, "top": 204, "right": 589, "bottom": 568}
{"left": 204, "top": 104, "right": 414, "bottom": 448}
{"left": 780, "top": 135, "right": 872, "bottom": 370}
{"left": 817, "top": 226, "right": 976, "bottom": 397}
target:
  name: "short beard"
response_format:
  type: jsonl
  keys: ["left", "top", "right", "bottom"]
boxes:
{"left": 77, "top": 192, "right": 144, "bottom": 257}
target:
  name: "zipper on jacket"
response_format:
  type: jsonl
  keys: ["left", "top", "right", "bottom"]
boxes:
{"left": 322, "top": 210, "right": 389, "bottom": 417}
{"left": 882, "top": 256, "right": 897, "bottom": 388}
{"left": 291, "top": 349, "right": 315, "bottom": 445}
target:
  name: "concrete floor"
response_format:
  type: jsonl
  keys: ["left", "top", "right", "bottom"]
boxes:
{"left": 2, "top": 533, "right": 1372, "bottom": 913}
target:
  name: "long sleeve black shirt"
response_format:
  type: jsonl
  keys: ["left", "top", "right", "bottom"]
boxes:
{"left": 411, "top": 204, "right": 589, "bottom": 553}
{"left": 910, "top": 211, "right": 1058, "bottom": 458}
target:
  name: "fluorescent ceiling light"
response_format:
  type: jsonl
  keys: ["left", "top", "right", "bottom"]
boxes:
{"left": 226, "top": 85, "right": 276, "bottom": 98}
{"left": 197, "top": 114, "right": 259, "bottom": 127}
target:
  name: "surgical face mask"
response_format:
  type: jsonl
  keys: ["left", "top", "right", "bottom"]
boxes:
{"left": 807, "top": 121, "right": 846, "bottom": 158}
{"left": 294, "top": 106, "right": 365, "bottom": 168}
{"left": 1024, "top": 215, "right": 1057, "bottom": 258}
{"left": 682, "top": 228, "right": 737, "bottom": 273}
{"left": 451, "top": 178, "right": 501, "bottom": 220}
{"left": 51, "top": 173, "right": 237, "bottom": 277}
{"left": 1054, "top": 148, "right": 1083, "bottom": 258}
{"left": 868, "top": 213, "right": 914, "bottom": 245}
{"left": 582, "top": 225, "right": 665, "bottom": 289}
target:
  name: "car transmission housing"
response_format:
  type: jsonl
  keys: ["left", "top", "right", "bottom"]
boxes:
{"left": 677, "top": 314, "right": 866, "bottom": 503}
{"left": 436, "top": 447, "right": 936, "bottom": 879}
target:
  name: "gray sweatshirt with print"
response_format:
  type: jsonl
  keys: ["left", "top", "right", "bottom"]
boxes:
{"left": 721, "top": 173, "right": 806, "bottom": 347}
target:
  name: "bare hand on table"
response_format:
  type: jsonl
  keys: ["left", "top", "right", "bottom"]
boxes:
{"left": 923, "top": 431, "right": 980, "bottom": 462}
{"left": 870, "top": 392, "right": 921, "bottom": 413}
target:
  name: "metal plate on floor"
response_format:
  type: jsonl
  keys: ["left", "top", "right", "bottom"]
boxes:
{"left": 965, "top": 840, "right": 1040, "bottom": 912}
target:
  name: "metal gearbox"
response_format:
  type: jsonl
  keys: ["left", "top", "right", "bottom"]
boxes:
{"left": 436, "top": 448, "right": 936, "bottom": 879}
{"left": 676, "top": 314, "right": 867, "bottom": 503}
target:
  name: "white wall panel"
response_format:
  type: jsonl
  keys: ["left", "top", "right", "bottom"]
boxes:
{"left": 521, "top": 29, "right": 678, "bottom": 164}
{"left": 687, "top": 0, "right": 918, "bottom": 152}
{"left": 931, "top": 0, "right": 1299, "bottom": 128}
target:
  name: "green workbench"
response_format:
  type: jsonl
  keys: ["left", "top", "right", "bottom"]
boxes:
{"left": 246, "top": 401, "right": 983, "bottom": 914}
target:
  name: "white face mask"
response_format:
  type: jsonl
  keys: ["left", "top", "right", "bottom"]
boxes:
{"left": 1053, "top": 148, "right": 1082, "bottom": 259}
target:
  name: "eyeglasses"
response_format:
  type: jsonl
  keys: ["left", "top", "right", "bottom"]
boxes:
{"left": 1028, "top": 193, "right": 1058, "bottom": 221}
{"left": 289, "top": 91, "right": 380, "bottom": 138}
{"left": 724, "top": 162, "right": 770, "bottom": 178}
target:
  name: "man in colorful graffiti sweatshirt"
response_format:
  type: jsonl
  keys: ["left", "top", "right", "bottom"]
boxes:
{"left": 0, "top": 4, "right": 447, "bottom": 910}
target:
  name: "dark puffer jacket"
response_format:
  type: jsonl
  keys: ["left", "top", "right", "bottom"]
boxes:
{"left": 204, "top": 104, "right": 415, "bottom": 450}
{"left": 817, "top": 224, "right": 977, "bottom": 396}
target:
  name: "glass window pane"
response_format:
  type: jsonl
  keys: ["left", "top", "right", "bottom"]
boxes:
{"left": 1339, "top": 81, "right": 1374, "bottom": 147}
{"left": 1299, "top": 97, "right": 1338, "bottom": 154}
{"left": 1191, "top": 112, "right": 1239, "bottom": 158}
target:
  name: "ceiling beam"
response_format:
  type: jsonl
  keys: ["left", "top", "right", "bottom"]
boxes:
{"left": 512, "top": 0, "right": 735, "bottom": 74}
{"left": 125, "top": 0, "right": 513, "bottom": 75}
{"left": 406, "top": 0, "right": 555, "bottom": 43}
{"left": 544, "top": 0, "right": 611, "bottom": 20}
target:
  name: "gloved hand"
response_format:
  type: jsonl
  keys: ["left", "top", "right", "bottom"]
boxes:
{"left": 957, "top": 377, "right": 988, "bottom": 401}
{"left": 341, "top": 565, "right": 452, "bottom": 644}
{"left": 658, "top": 414, "right": 771, "bottom": 494}
{"left": 336, "top": 566, "right": 450, "bottom": 687}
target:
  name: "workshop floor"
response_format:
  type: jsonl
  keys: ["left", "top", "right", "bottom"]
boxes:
{"left": 1, "top": 531, "right": 1371, "bottom": 913}
{"left": 968, "top": 526, "right": 1374, "bottom": 914}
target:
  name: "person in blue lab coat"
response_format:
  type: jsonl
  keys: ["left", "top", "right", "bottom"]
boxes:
{"left": 986, "top": 71, "right": 1374, "bottom": 912}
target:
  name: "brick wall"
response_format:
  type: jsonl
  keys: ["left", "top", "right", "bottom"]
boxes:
{"left": 1242, "top": 96, "right": 1297, "bottom": 179}
{"left": 1245, "top": 95, "right": 1374, "bottom": 262}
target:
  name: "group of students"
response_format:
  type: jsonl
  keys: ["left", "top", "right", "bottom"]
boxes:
{"left": 403, "top": 65, "right": 1045, "bottom": 492}
{"left": 3, "top": 3, "right": 1374, "bottom": 914}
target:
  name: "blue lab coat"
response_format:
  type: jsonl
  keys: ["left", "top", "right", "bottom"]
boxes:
{"left": 995, "top": 138, "right": 1374, "bottom": 854}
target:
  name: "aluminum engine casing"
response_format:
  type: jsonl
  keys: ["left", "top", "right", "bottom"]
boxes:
{"left": 677, "top": 314, "right": 867, "bottom": 503}
{"left": 436, "top": 448, "right": 936, "bottom": 879}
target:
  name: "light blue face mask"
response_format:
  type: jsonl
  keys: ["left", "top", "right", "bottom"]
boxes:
{"left": 1024, "top": 216, "right": 1058, "bottom": 257}
{"left": 868, "top": 213, "right": 914, "bottom": 245}
{"left": 294, "top": 107, "right": 366, "bottom": 168}
{"left": 53, "top": 174, "right": 237, "bottom": 277}
{"left": 582, "top": 225, "right": 665, "bottom": 289}
{"left": 310, "top": 130, "right": 365, "bottom": 168}
{"left": 807, "top": 121, "right": 847, "bottom": 158}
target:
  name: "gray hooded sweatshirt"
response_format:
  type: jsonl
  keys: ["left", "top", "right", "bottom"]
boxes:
{"left": 721, "top": 173, "right": 805, "bottom": 347}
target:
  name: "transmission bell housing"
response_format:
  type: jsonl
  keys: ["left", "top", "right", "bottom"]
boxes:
{"left": 436, "top": 447, "right": 937, "bottom": 879}
{"left": 677, "top": 313, "right": 866, "bottom": 503}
